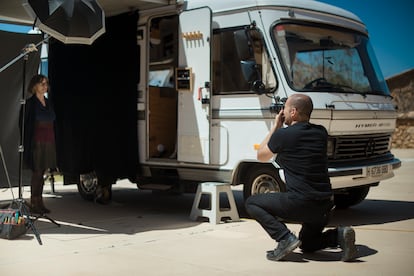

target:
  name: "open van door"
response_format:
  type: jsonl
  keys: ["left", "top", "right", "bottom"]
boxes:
{"left": 177, "top": 7, "right": 212, "bottom": 164}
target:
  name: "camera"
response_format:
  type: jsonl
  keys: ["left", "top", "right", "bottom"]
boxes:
{"left": 269, "top": 97, "right": 287, "bottom": 114}
{"left": 269, "top": 103, "right": 285, "bottom": 114}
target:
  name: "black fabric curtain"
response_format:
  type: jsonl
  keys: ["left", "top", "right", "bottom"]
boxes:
{"left": 48, "top": 12, "right": 139, "bottom": 183}
{"left": 0, "top": 30, "right": 42, "bottom": 188}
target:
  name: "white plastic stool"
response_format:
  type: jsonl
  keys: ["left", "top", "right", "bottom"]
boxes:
{"left": 190, "top": 182, "right": 240, "bottom": 224}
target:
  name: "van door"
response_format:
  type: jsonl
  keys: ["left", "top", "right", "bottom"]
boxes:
{"left": 177, "top": 7, "right": 212, "bottom": 164}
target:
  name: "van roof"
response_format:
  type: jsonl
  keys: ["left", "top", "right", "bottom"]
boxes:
{"left": 0, "top": 0, "right": 362, "bottom": 27}
{"left": 185, "top": 0, "right": 362, "bottom": 23}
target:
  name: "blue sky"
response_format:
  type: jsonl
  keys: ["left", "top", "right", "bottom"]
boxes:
{"left": 0, "top": 23, "right": 31, "bottom": 33}
{"left": 319, "top": 0, "right": 414, "bottom": 78}
{"left": 1, "top": 0, "right": 413, "bottom": 78}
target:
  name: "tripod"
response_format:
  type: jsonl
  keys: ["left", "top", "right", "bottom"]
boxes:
{"left": 1, "top": 39, "right": 60, "bottom": 245}
{"left": 0, "top": 140, "right": 45, "bottom": 244}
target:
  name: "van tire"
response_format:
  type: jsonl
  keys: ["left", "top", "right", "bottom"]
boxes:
{"left": 77, "top": 172, "right": 98, "bottom": 201}
{"left": 334, "top": 186, "right": 371, "bottom": 209}
{"left": 243, "top": 165, "right": 286, "bottom": 201}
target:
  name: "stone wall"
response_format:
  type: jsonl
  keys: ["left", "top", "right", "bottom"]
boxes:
{"left": 387, "top": 69, "right": 414, "bottom": 148}
{"left": 392, "top": 118, "right": 414, "bottom": 148}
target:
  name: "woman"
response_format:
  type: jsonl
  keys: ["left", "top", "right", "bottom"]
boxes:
{"left": 22, "top": 74, "right": 56, "bottom": 214}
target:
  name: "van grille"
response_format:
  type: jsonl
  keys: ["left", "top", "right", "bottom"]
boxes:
{"left": 330, "top": 133, "right": 391, "bottom": 161}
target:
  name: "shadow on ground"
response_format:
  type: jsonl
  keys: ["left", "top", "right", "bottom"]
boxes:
{"left": 234, "top": 190, "right": 414, "bottom": 227}
{"left": 329, "top": 199, "right": 414, "bottom": 227}
{"left": 1, "top": 187, "right": 413, "bottom": 238}
{"left": 279, "top": 244, "right": 377, "bottom": 263}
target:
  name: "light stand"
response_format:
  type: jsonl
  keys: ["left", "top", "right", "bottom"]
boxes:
{"left": 18, "top": 50, "right": 29, "bottom": 200}
{"left": 1, "top": 38, "right": 60, "bottom": 245}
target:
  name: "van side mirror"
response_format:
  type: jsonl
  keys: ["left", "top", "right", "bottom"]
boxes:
{"left": 233, "top": 28, "right": 276, "bottom": 95}
{"left": 234, "top": 29, "right": 252, "bottom": 60}
{"left": 240, "top": 60, "right": 260, "bottom": 83}
{"left": 234, "top": 29, "right": 263, "bottom": 93}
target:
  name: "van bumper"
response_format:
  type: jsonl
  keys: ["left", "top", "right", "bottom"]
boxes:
{"left": 329, "top": 157, "right": 401, "bottom": 189}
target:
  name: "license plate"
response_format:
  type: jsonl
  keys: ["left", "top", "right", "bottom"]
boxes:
{"left": 367, "top": 164, "right": 389, "bottom": 177}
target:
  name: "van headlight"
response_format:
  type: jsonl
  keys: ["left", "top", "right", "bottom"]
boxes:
{"left": 327, "top": 137, "right": 336, "bottom": 157}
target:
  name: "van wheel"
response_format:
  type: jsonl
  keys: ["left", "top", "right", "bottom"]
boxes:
{"left": 243, "top": 166, "right": 286, "bottom": 201}
{"left": 77, "top": 172, "right": 98, "bottom": 201}
{"left": 334, "top": 186, "right": 371, "bottom": 209}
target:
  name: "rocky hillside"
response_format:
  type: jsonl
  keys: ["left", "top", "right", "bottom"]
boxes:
{"left": 387, "top": 69, "right": 414, "bottom": 148}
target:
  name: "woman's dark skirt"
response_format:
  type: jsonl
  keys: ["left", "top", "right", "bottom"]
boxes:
{"left": 32, "top": 121, "right": 56, "bottom": 171}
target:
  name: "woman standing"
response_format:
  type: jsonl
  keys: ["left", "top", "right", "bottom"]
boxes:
{"left": 22, "top": 74, "right": 56, "bottom": 214}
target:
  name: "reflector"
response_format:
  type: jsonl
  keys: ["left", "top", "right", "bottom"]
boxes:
{"left": 22, "top": 0, "right": 105, "bottom": 45}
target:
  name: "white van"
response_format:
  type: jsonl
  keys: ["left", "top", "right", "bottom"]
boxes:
{"left": 0, "top": 0, "right": 401, "bottom": 208}
{"left": 76, "top": 0, "right": 394, "bottom": 208}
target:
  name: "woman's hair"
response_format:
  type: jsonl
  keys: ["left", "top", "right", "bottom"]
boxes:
{"left": 27, "top": 74, "right": 48, "bottom": 94}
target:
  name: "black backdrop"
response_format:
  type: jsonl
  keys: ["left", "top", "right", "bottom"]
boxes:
{"left": 48, "top": 12, "right": 139, "bottom": 183}
{"left": 0, "top": 30, "right": 42, "bottom": 188}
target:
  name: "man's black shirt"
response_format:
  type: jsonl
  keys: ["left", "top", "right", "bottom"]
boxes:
{"left": 268, "top": 122, "right": 332, "bottom": 200}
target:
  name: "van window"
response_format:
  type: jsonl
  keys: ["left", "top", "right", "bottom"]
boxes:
{"left": 148, "top": 15, "right": 178, "bottom": 88}
{"left": 272, "top": 22, "right": 390, "bottom": 96}
{"left": 212, "top": 28, "right": 275, "bottom": 94}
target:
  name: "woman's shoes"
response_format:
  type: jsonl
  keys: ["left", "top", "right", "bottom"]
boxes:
{"left": 40, "top": 205, "right": 51, "bottom": 214}
{"left": 30, "top": 197, "right": 51, "bottom": 214}
{"left": 30, "top": 205, "right": 50, "bottom": 214}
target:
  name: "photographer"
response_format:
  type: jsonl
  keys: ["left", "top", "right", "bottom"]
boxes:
{"left": 245, "top": 93, "right": 358, "bottom": 262}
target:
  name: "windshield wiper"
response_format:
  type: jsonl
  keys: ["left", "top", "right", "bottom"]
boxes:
{"left": 302, "top": 78, "right": 370, "bottom": 96}
{"left": 301, "top": 78, "right": 394, "bottom": 99}
{"left": 303, "top": 78, "right": 356, "bottom": 92}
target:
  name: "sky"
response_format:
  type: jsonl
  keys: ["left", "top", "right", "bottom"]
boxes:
{"left": 1, "top": 0, "right": 413, "bottom": 78}
{"left": 318, "top": 0, "right": 414, "bottom": 78}
{"left": 0, "top": 23, "right": 32, "bottom": 33}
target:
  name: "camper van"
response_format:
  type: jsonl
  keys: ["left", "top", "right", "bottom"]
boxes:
{"left": 1, "top": 0, "right": 400, "bottom": 208}
{"left": 74, "top": 0, "right": 397, "bottom": 208}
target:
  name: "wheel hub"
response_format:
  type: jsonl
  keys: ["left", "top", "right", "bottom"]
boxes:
{"left": 251, "top": 174, "right": 280, "bottom": 195}
{"left": 80, "top": 172, "right": 98, "bottom": 193}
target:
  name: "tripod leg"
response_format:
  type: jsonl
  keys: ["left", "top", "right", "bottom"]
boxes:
{"left": 15, "top": 199, "right": 43, "bottom": 245}
{"left": 21, "top": 199, "right": 61, "bottom": 244}
{"left": 25, "top": 215, "right": 43, "bottom": 245}
{"left": 32, "top": 213, "right": 60, "bottom": 227}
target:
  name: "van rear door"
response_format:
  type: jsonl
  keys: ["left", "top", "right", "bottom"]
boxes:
{"left": 177, "top": 7, "right": 212, "bottom": 164}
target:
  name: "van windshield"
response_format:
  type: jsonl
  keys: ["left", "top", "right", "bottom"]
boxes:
{"left": 272, "top": 22, "right": 390, "bottom": 96}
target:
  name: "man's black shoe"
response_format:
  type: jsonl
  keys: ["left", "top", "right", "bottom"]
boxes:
{"left": 337, "top": 226, "right": 358, "bottom": 262}
{"left": 267, "top": 233, "right": 301, "bottom": 261}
